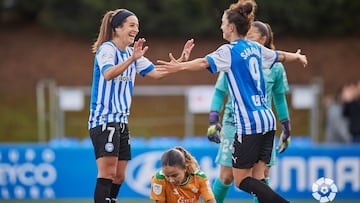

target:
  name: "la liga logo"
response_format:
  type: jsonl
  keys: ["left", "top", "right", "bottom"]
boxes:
{"left": 312, "top": 177, "right": 338, "bottom": 202}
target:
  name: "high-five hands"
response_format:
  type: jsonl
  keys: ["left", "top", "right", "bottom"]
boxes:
{"left": 168, "top": 39, "right": 195, "bottom": 63}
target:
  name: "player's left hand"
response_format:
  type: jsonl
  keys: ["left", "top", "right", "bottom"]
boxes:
{"left": 277, "top": 119, "right": 291, "bottom": 153}
{"left": 167, "top": 39, "right": 195, "bottom": 63}
{"left": 207, "top": 124, "right": 222, "bottom": 144}
{"left": 132, "top": 38, "right": 148, "bottom": 60}
{"left": 176, "top": 38, "right": 195, "bottom": 62}
{"left": 207, "top": 111, "right": 222, "bottom": 143}
{"left": 295, "top": 49, "right": 308, "bottom": 67}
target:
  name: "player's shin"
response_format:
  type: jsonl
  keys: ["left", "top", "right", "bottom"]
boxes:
{"left": 213, "top": 178, "right": 231, "bottom": 203}
{"left": 109, "top": 183, "right": 121, "bottom": 203}
{"left": 94, "top": 178, "right": 112, "bottom": 203}
{"left": 239, "top": 176, "right": 289, "bottom": 203}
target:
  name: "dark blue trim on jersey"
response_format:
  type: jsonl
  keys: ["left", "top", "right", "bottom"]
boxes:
{"left": 269, "top": 51, "right": 279, "bottom": 69}
{"left": 101, "top": 64, "right": 113, "bottom": 75}
{"left": 205, "top": 56, "right": 217, "bottom": 74}
{"left": 139, "top": 64, "right": 155, "bottom": 77}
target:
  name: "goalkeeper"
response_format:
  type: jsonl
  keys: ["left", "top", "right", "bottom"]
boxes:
{"left": 207, "top": 21, "right": 292, "bottom": 203}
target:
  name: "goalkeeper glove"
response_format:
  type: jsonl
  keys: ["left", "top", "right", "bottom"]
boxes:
{"left": 207, "top": 111, "right": 221, "bottom": 143}
{"left": 277, "top": 119, "right": 291, "bottom": 153}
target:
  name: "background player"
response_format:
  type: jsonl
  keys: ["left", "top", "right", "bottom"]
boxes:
{"left": 88, "top": 8, "right": 194, "bottom": 203}
{"left": 247, "top": 22, "right": 291, "bottom": 199}
{"left": 150, "top": 146, "right": 216, "bottom": 203}
{"left": 206, "top": 71, "right": 235, "bottom": 203}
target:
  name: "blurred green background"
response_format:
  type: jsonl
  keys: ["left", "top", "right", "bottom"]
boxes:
{"left": 0, "top": 0, "right": 359, "bottom": 142}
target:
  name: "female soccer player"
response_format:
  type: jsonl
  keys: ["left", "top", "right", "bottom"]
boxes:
{"left": 88, "top": 8, "right": 194, "bottom": 203}
{"left": 247, "top": 20, "right": 291, "bottom": 203}
{"left": 156, "top": 1, "right": 307, "bottom": 202}
{"left": 150, "top": 146, "right": 216, "bottom": 203}
{"left": 209, "top": 21, "right": 292, "bottom": 203}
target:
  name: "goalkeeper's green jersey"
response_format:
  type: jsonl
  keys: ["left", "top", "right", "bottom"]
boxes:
{"left": 210, "top": 72, "right": 234, "bottom": 127}
{"left": 262, "top": 62, "right": 290, "bottom": 121}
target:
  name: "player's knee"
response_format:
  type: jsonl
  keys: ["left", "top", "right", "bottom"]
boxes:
{"left": 234, "top": 177, "right": 245, "bottom": 189}
{"left": 113, "top": 172, "right": 126, "bottom": 183}
{"left": 221, "top": 175, "right": 234, "bottom": 185}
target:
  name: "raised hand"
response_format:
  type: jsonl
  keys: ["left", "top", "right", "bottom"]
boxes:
{"left": 132, "top": 38, "right": 149, "bottom": 60}
{"left": 178, "top": 38, "right": 195, "bottom": 62}
{"left": 168, "top": 39, "right": 195, "bottom": 63}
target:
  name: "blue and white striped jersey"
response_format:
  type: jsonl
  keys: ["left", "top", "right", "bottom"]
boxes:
{"left": 205, "top": 39, "right": 278, "bottom": 135}
{"left": 88, "top": 41, "right": 154, "bottom": 129}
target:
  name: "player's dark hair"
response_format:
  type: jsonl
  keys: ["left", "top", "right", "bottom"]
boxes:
{"left": 92, "top": 9, "right": 135, "bottom": 53}
{"left": 226, "top": 0, "right": 256, "bottom": 36}
{"left": 252, "top": 21, "right": 276, "bottom": 50}
{"left": 161, "top": 146, "right": 199, "bottom": 174}
{"left": 111, "top": 9, "right": 134, "bottom": 29}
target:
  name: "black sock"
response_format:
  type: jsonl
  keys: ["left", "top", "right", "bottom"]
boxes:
{"left": 109, "top": 183, "right": 121, "bottom": 202}
{"left": 239, "top": 176, "right": 289, "bottom": 203}
{"left": 94, "top": 178, "right": 112, "bottom": 203}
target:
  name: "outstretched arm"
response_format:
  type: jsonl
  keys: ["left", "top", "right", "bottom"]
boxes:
{"left": 277, "top": 49, "right": 307, "bottom": 67}
{"left": 156, "top": 58, "right": 209, "bottom": 75}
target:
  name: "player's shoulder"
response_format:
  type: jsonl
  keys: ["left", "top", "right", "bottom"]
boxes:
{"left": 154, "top": 170, "right": 166, "bottom": 180}
{"left": 191, "top": 170, "right": 208, "bottom": 179}
{"left": 215, "top": 43, "right": 231, "bottom": 53}
{"left": 101, "top": 41, "right": 116, "bottom": 49}
{"left": 97, "top": 41, "right": 117, "bottom": 54}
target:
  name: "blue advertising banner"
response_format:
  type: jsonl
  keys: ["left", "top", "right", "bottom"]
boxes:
{"left": 0, "top": 139, "right": 359, "bottom": 201}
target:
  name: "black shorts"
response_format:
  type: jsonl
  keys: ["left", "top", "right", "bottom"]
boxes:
{"left": 89, "top": 122, "right": 131, "bottom": 160}
{"left": 232, "top": 131, "right": 275, "bottom": 169}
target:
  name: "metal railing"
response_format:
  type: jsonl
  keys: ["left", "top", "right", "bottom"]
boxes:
{"left": 36, "top": 78, "right": 323, "bottom": 143}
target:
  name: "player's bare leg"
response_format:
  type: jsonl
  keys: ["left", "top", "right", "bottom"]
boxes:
{"left": 95, "top": 156, "right": 117, "bottom": 203}
{"left": 213, "top": 165, "right": 234, "bottom": 203}
{"left": 109, "top": 160, "right": 128, "bottom": 203}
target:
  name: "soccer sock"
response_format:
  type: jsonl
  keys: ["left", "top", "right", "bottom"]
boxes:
{"left": 264, "top": 177, "right": 270, "bottom": 185}
{"left": 253, "top": 179, "right": 267, "bottom": 203}
{"left": 109, "top": 183, "right": 121, "bottom": 203}
{"left": 94, "top": 178, "right": 112, "bottom": 203}
{"left": 212, "top": 178, "right": 231, "bottom": 203}
{"left": 239, "top": 177, "right": 289, "bottom": 203}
